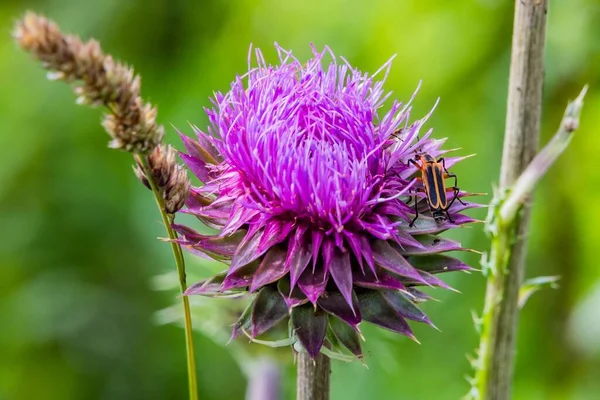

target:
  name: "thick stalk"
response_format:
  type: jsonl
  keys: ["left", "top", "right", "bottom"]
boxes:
{"left": 136, "top": 154, "right": 198, "bottom": 400}
{"left": 471, "top": 1, "right": 548, "bottom": 399}
{"left": 297, "top": 352, "right": 330, "bottom": 400}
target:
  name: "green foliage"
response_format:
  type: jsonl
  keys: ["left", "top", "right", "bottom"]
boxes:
{"left": 1, "top": 0, "right": 599, "bottom": 399}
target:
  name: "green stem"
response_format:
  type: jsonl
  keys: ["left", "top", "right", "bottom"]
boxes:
{"left": 135, "top": 154, "right": 198, "bottom": 400}
{"left": 468, "top": 1, "right": 548, "bottom": 399}
{"left": 470, "top": 216, "right": 512, "bottom": 399}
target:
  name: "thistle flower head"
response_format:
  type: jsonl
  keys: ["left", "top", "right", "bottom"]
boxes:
{"left": 178, "top": 44, "right": 479, "bottom": 359}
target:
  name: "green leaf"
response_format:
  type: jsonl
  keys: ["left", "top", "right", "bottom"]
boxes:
{"left": 518, "top": 275, "right": 560, "bottom": 309}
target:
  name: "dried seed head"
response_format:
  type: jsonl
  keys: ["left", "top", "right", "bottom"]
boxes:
{"left": 14, "top": 12, "right": 163, "bottom": 153}
{"left": 165, "top": 165, "right": 191, "bottom": 214}
{"left": 135, "top": 145, "right": 190, "bottom": 213}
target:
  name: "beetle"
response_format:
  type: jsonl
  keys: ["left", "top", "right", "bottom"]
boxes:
{"left": 388, "top": 128, "right": 466, "bottom": 226}
{"left": 407, "top": 153, "right": 466, "bottom": 226}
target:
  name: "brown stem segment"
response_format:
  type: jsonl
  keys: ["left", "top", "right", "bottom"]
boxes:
{"left": 487, "top": 1, "right": 548, "bottom": 399}
{"left": 297, "top": 352, "right": 331, "bottom": 400}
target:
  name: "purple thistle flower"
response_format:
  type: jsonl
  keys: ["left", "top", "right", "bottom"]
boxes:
{"left": 178, "top": 44, "right": 480, "bottom": 359}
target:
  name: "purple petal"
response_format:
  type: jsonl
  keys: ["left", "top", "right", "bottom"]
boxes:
{"left": 448, "top": 199, "right": 486, "bottom": 214}
{"left": 221, "top": 203, "right": 260, "bottom": 237}
{"left": 328, "top": 250, "right": 354, "bottom": 312}
{"left": 257, "top": 219, "right": 295, "bottom": 255}
{"left": 406, "top": 287, "right": 434, "bottom": 303}
{"left": 405, "top": 214, "right": 481, "bottom": 235}
{"left": 171, "top": 223, "right": 202, "bottom": 238}
{"left": 291, "top": 304, "right": 328, "bottom": 359}
{"left": 360, "top": 235, "right": 376, "bottom": 274}
{"left": 173, "top": 225, "right": 245, "bottom": 259}
{"left": 372, "top": 240, "right": 426, "bottom": 283}
{"left": 311, "top": 230, "right": 324, "bottom": 268}
{"left": 179, "top": 128, "right": 219, "bottom": 165}
{"left": 400, "top": 235, "right": 465, "bottom": 256}
{"left": 185, "top": 187, "right": 213, "bottom": 209}
{"left": 222, "top": 260, "right": 259, "bottom": 290}
{"left": 357, "top": 290, "right": 415, "bottom": 339}
{"left": 250, "top": 286, "right": 288, "bottom": 337}
{"left": 183, "top": 199, "right": 232, "bottom": 227}
{"left": 405, "top": 271, "right": 456, "bottom": 290}
{"left": 190, "top": 124, "right": 221, "bottom": 162}
{"left": 318, "top": 290, "right": 361, "bottom": 326}
{"left": 287, "top": 225, "right": 312, "bottom": 290}
{"left": 184, "top": 271, "right": 227, "bottom": 296}
{"left": 250, "top": 246, "right": 289, "bottom": 292}
{"left": 229, "top": 227, "right": 266, "bottom": 274}
{"left": 352, "top": 267, "right": 406, "bottom": 291}
{"left": 298, "top": 265, "right": 328, "bottom": 305}
{"left": 343, "top": 231, "right": 364, "bottom": 271}
{"left": 408, "top": 254, "right": 473, "bottom": 274}
{"left": 278, "top": 279, "right": 309, "bottom": 308}
{"left": 180, "top": 153, "right": 211, "bottom": 183}
{"left": 392, "top": 227, "right": 426, "bottom": 249}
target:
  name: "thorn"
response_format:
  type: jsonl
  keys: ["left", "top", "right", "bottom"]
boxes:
{"left": 409, "top": 334, "right": 421, "bottom": 345}
{"left": 443, "top": 147, "right": 463, "bottom": 153}
{"left": 445, "top": 285, "right": 462, "bottom": 294}
{"left": 466, "top": 249, "right": 484, "bottom": 255}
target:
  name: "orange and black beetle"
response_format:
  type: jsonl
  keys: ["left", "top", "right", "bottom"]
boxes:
{"left": 407, "top": 153, "right": 465, "bottom": 226}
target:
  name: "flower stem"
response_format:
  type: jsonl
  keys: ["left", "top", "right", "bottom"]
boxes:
{"left": 469, "top": 1, "right": 548, "bottom": 399}
{"left": 135, "top": 154, "right": 198, "bottom": 400}
{"left": 297, "top": 351, "right": 330, "bottom": 400}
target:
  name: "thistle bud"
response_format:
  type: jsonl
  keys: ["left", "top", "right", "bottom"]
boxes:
{"left": 134, "top": 145, "right": 190, "bottom": 214}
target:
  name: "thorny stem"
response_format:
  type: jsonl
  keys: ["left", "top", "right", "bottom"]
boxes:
{"left": 468, "top": 3, "right": 590, "bottom": 400}
{"left": 297, "top": 351, "right": 331, "bottom": 400}
{"left": 470, "top": 86, "right": 586, "bottom": 400}
{"left": 135, "top": 154, "right": 198, "bottom": 400}
{"left": 469, "top": 1, "right": 548, "bottom": 399}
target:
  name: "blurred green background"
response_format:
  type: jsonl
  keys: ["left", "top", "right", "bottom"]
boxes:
{"left": 2, "top": 0, "right": 599, "bottom": 399}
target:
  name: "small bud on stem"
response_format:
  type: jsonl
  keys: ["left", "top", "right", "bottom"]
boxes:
{"left": 135, "top": 145, "right": 191, "bottom": 214}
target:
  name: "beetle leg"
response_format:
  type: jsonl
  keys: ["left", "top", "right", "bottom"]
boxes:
{"left": 408, "top": 159, "right": 421, "bottom": 169}
{"left": 445, "top": 183, "right": 467, "bottom": 205}
{"left": 409, "top": 198, "right": 420, "bottom": 227}
{"left": 445, "top": 209, "right": 455, "bottom": 224}
{"left": 408, "top": 188, "right": 425, "bottom": 227}
{"left": 405, "top": 186, "right": 425, "bottom": 205}
{"left": 439, "top": 158, "right": 462, "bottom": 191}
{"left": 391, "top": 128, "right": 403, "bottom": 140}
{"left": 439, "top": 157, "right": 449, "bottom": 172}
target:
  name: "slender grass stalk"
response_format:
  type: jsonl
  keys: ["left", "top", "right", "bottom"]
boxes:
{"left": 136, "top": 154, "right": 198, "bottom": 400}
{"left": 14, "top": 13, "right": 198, "bottom": 400}
{"left": 297, "top": 351, "right": 330, "bottom": 400}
